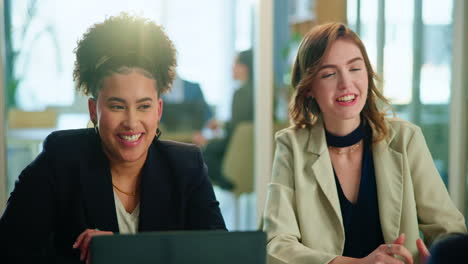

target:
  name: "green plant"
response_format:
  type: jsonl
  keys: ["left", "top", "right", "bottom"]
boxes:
{"left": 4, "top": 0, "right": 60, "bottom": 110}
{"left": 4, "top": 0, "right": 40, "bottom": 110}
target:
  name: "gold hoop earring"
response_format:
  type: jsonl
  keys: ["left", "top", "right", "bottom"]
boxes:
{"left": 155, "top": 128, "right": 162, "bottom": 140}
{"left": 93, "top": 120, "right": 99, "bottom": 134}
{"left": 304, "top": 97, "right": 314, "bottom": 111}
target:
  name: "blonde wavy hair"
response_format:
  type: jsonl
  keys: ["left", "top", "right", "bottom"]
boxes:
{"left": 289, "top": 22, "right": 392, "bottom": 142}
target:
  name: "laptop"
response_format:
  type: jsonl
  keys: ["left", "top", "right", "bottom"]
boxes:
{"left": 90, "top": 230, "right": 266, "bottom": 264}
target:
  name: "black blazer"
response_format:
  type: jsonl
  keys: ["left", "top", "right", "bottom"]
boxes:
{"left": 0, "top": 128, "right": 226, "bottom": 263}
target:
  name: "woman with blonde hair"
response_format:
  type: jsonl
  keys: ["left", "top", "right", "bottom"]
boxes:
{"left": 262, "top": 22, "right": 465, "bottom": 264}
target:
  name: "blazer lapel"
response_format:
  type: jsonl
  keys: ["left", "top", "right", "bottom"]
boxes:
{"left": 79, "top": 135, "right": 119, "bottom": 233}
{"left": 306, "top": 121, "right": 343, "bottom": 228}
{"left": 138, "top": 141, "right": 175, "bottom": 231}
{"left": 372, "top": 126, "right": 404, "bottom": 243}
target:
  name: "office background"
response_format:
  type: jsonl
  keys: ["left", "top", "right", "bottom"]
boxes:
{"left": 0, "top": 0, "right": 467, "bottom": 229}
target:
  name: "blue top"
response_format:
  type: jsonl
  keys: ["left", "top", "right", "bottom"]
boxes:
{"left": 326, "top": 122, "right": 385, "bottom": 258}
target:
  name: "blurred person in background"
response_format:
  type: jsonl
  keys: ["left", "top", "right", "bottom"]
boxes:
{"left": 196, "top": 49, "right": 254, "bottom": 190}
{"left": 161, "top": 74, "right": 214, "bottom": 141}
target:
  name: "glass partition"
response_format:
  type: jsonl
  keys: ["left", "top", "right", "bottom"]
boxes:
{"left": 348, "top": 0, "right": 454, "bottom": 185}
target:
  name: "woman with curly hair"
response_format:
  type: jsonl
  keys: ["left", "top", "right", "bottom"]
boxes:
{"left": 262, "top": 23, "right": 465, "bottom": 264}
{"left": 0, "top": 13, "right": 226, "bottom": 263}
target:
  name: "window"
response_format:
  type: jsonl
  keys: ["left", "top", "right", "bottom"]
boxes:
{"left": 348, "top": 0, "right": 454, "bottom": 184}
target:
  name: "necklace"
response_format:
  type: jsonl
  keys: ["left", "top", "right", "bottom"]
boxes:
{"left": 112, "top": 182, "right": 137, "bottom": 196}
{"left": 325, "top": 120, "right": 366, "bottom": 155}
{"left": 328, "top": 140, "right": 362, "bottom": 155}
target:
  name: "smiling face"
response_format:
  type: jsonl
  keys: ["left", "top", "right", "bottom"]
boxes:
{"left": 88, "top": 68, "right": 162, "bottom": 166}
{"left": 308, "top": 38, "right": 368, "bottom": 129}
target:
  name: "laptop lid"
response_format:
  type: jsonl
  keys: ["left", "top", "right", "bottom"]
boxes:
{"left": 90, "top": 230, "right": 266, "bottom": 264}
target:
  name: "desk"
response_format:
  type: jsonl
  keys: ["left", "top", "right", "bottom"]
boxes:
{"left": 5, "top": 113, "right": 91, "bottom": 194}
{"left": 7, "top": 128, "right": 54, "bottom": 156}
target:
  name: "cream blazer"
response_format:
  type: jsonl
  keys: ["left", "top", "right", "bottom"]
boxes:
{"left": 263, "top": 118, "right": 466, "bottom": 264}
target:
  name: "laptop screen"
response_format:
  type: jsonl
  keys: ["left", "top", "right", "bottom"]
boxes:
{"left": 90, "top": 230, "right": 266, "bottom": 264}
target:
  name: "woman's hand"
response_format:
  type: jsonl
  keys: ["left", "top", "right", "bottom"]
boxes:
{"left": 360, "top": 234, "right": 414, "bottom": 264}
{"left": 192, "top": 131, "right": 208, "bottom": 146}
{"left": 416, "top": 238, "right": 430, "bottom": 264}
{"left": 205, "top": 119, "right": 220, "bottom": 131}
{"left": 73, "top": 228, "right": 113, "bottom": 264}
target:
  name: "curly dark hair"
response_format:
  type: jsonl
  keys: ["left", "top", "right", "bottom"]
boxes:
{"left": 73, "top": 12, "right": 177, "bottom": 97}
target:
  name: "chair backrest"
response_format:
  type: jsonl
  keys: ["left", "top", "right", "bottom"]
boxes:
{"left": 222, "top": 122, "right": 254, "bottom": 196}
{"left": 222, "top": 121, "right": 288, "bottom": 196}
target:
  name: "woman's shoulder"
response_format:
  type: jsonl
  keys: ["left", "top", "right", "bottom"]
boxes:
{"left": 385, "top": 117, "right": 421, "bottom": 135}
{"left": 157, "top": 140, "right": 200, "bottom": 154}
{"left": 275, "top": 124, "right": 325, "bottom": 152}
{"left": 275, "top": 125, "right": 310, "bottom": 142}
{"left": 156, "top": 140, "right": 202, "bottom": 167}
{"left": 383, "top": 117, "right": 424, "bottom": 147}
{"left": 42, "top": 128, "right": 97, "bottom": 158}
{"left": 153, "top": 140, "right": 206, "bottom": 186}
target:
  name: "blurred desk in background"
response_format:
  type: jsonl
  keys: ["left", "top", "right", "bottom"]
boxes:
{"left": 160, "top": 131, "right": 193, "bottom": 144}
{"left": 5, "top": 111, "right": 89, "bottom": 194}
{"left": 7, "top": 128, "right": 54, "bottom": 158}
{"left": 6, "top": 128, "right": 55, "bottom": 194}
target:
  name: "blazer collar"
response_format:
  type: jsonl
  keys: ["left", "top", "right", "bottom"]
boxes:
{"left": 372, "top": 120, "right": 403, "bottom": 243}
{"left": 138, "top": 140, "right": 176, "bottom": 231}
{"left": 306, "top": 117, "right": 328, "bottom": 155}
{"left": 305, "top": 118, "right": 404, "bottom": 243}
{"left": 79, "top": 133, "right": 119, "bottom": 233}
{"left": 305, "top": 118, "right": 343, "bottom": 229}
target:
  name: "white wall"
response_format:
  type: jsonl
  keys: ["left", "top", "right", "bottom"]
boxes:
{"left": 254, "top": 0, "right": 274, "bottom": 223}
{"left": 0, "top": 0, "right": 7, "bottom": 211}
{"left": 162, "top": 0, "right": 236, "bottom": 121}
{"left": 449, "top": 0, "right": 468, "bottom": 212}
